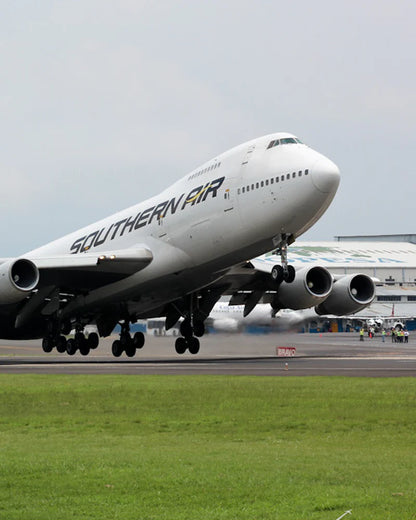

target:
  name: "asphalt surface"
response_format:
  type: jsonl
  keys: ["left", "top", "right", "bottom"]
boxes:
{"left": 0, "top": 332, "right": 415, "bottom": 376}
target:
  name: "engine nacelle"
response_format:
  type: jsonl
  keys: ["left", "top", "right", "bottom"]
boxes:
{"left": 0, "top": 258, "right": 39, "bottom": 304}
{"left": 271, "top": 266, "right": 333, "bottom": 310}
{"left": 315, "top": 273, "right": 375, "bottom": 316}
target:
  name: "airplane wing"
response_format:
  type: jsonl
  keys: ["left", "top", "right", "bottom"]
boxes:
{"left": 0, "top": 247, "right": 153, "bottom": 306}
{"left": 32, "top": 247, "right": 153, "bottom": 293}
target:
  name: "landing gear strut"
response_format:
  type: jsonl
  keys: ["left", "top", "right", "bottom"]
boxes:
{"left": 272, "top": 235, "right": 295, "bottom": 284}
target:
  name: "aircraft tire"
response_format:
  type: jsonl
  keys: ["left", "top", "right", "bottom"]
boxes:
{"left": 188, "top": 336, "right": 200, "bottom": 355}
{"left": 284, "top": 265, "right": 296, "bottom": 283}
{"left": 66, "top": 338, "right": 77, "bottom": 356}
{"left": 88, "top": 332, "right": 99, "bottom": 349}
{"left": 56, "top": 335, "right": 67, "bottom": 353}
{"left": 193, "top": 321, "right": 205, "bottom": 338}
{"left": 42, "top": 337, "right": 54, "bottom": 353}
{"left": 133, "top": 332, "right": 145, "bottom": 349}
{"left": 112, "top": 340, "right": 123, "bottom": 357}
{"left": 79, "top": 343, "right": 90, "bottom": 356}
{"left": 271, "top": 265, "right": 284, "bottom": 285}
{"left": 125, "top": 344, "right": 136, "bottom": 358}
{"left": 175, "top": 337, "right": 187, "bottom": 355}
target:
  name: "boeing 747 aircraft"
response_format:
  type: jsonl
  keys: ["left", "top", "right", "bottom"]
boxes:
{"left": 0, "top": 132, "right": 343, "bottom": 356}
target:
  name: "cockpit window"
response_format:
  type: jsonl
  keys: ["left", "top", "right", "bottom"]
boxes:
{"left": 267, "top": 137, "right": 302, "bottom": 149}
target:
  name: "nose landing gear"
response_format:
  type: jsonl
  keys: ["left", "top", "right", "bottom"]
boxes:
{"left": 271, "top": 235, "right": 296, "bottom": 285}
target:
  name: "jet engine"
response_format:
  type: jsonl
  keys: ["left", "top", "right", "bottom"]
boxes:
{"left": 315, "top": 273, "right": 375, "bottom": 316}
{"left": 271, "top": 266, "right": 333, "bottom": 310}
{"left": 0, "top": 258, "right": 39, "bottom": 304}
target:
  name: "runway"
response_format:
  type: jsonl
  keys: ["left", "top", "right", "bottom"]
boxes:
{"left": 0, "top": 332, "right": 415, "bottom": 376}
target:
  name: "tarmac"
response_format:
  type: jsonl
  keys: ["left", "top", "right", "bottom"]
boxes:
{"left": 0, "top": 331, "right": 415, "bottom": 376}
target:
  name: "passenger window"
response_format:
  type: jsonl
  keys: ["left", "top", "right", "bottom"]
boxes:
{"left": 256, "top": 182, "right": 259, "bottom": 188}
{"left": 292, "top": 172, "right": 296, "bottom": 178}
{"left": 242, "top": 187, "right": 245, "bottom": 193}
{"left": 247, "top": 186, "right": 250, "bottom": 192}
{"left": 251, "top": 184, "right": 254, "bottom": 190}
{"left": 261, "top": 181, "right": 264, "bottom": 187}
{"left": 286, "top": 174, "right": 290, "bottom": 180}
{"left": 265, "top": 179, "right": 269, "bottom": 185}
{"left": 270, "top": 178, "right": 274, "bottom": 184}
{"left": 299, "top": 171, "right": 302, "bottom": 177}
{"left": 281, "top": 176, "right": 284, "bottom": 181}
{"left": 305, "top": 169, "right": 309, "bottom": 175}
{"left": 238, "top": 188, "right": 240, "bottom": 195}
{"left": 276, "top": 177, "right": 279, "bottom": 183}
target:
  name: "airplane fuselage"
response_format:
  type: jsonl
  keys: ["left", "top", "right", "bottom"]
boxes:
{"left": 2, "top": 132, "right": 340, "bottom": 340}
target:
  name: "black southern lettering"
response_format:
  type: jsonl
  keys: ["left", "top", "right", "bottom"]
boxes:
{"left": 70, "top": 236, "right": 86, "bottom": 254}
{"left": 134, "top": 206, "right": 155, "bottom": 229}
{"left": 82, "top": 231, "right": 99, "bottom": 252}
{"left": 149, "top": 201, "right": 168, "bottom": 224}
{"left": 94, "top": 225, "right": 113, "bottom": 247}
{"left": 111, "top": 219, "right": 127, "bottom": 240}
{"left": 121, "top": 213, "right": 140, "bottom": 236}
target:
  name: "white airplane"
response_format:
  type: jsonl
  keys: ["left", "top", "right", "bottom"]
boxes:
{"left": 0, "top": 132, "right": 343, "bottom": 357}
{"left": 207, "top": 302, "right": 315, "bottom": 332}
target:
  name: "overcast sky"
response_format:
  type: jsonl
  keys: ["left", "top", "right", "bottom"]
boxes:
{"left": 1, "top": 1, "right": 414, "bottom": 256}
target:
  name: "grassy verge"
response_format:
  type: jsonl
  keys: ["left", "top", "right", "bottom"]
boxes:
{"left": 0, "top": 375, "right": 415, "bottom": 519}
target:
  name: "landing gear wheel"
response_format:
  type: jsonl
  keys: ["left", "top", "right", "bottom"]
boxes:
{"left": 193, "top": 321, "right": 205, "bottom": 338}
{"left": 112, "top": 339, "right": 123, "bottom": 358}
{"left": 133, "top": 331, "right": 145, "bottom": 349}
{"left": 66, "top": 338, "right": 77, "bottom": 356}
{"left": 56, "top": 335, "right": 67, "bottom": 353}
{"left": 79, "top": 343, "right": 90, "bottom": 356}
{"left": 175, "top": 337, "right": 187, "bottom": 355}
{"left": 180, "top": 319, "right": 193, "bottom": 338}
{"left": 125, "top": 344, "right": 136, "bottom": 358}
{"left": 42, "top": 337, "right": 54, "bottom": 353}
{"left": 188, "top": 336, "right": 200, "bottom": 355}
{"left": 284, "top": 265, "right": 296, "bottom": 283}
{"left": 87, "top": 332, "right": 99, "bottom": 349}
{"left": 271, "top": 265, "right": 284, "bottom": 285}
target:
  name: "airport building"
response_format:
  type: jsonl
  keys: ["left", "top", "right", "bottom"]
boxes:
{"left": 293, "top": 236, "right": 416, "bottom": 332}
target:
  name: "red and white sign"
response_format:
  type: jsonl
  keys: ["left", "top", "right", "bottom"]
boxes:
{"left": 276, "top": 347, "right": 296, "bottom": 357}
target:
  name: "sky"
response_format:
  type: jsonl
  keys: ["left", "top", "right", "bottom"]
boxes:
{"left": 1, "top": 0, "right": 415, "bottom": 256}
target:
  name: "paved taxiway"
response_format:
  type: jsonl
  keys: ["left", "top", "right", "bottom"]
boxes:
{"left": 0, "top": 332, "right": 415, "bottom": 376}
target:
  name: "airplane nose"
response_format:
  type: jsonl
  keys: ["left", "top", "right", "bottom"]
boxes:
{"left": 311, "top": 157, "right": 341, "bottom": 193}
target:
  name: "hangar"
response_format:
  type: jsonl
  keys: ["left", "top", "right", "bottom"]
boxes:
{"left": 291, "top": 236, "right": 416, "bottom": 331}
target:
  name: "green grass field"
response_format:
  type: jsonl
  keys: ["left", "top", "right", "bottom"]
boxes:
{"left": 0, "top": 375, "right": 415, "bottom": 519}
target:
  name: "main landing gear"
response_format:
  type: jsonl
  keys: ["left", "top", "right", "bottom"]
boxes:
{"left": 41, "top": 327, "right": 100, "bottom": 356}
{"left": 111, "top": 322, "right": 145, "bottom": 358}
{"left": 174, "top": 317, "right": 205, "bottom": 355}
